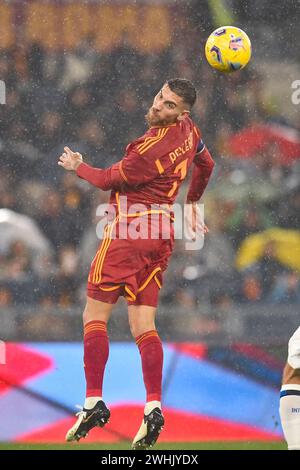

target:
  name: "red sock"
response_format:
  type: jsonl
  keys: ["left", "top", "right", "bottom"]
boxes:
{"left": 84, "top": 320, "right": 109, "bottom": 397}
{"left": 136, "top": 330, "right": 163, "bottom": 402}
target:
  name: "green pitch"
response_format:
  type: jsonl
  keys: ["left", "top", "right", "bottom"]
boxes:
{"left": 0, "top": 441, "right": 286, "bottom": 450}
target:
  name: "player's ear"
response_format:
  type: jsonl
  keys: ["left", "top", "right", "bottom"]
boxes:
{"left": 177, "top": 110, "right": 190, "bottom": 121}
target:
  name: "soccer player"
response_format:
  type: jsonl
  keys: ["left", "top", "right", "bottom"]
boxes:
{"left": 58, "top": 78, "right": 214, "bottom": 449}
{"left": 279, "top": 326, "right": 300, "bottom": 450}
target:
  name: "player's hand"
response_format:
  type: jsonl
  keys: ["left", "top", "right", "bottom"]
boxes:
{"left": 58, "top": 146, "right": 83, "bottom": 171}
{"left": 185, "top": 201, "right": 209, "bottom": 241}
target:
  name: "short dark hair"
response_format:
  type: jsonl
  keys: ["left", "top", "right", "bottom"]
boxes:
{"left": 166, "top": 78, "right": 197, "bottom": 109}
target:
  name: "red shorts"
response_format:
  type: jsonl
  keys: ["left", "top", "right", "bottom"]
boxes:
{"left": 87, "top": 214, "right": 174, "bottom": 307}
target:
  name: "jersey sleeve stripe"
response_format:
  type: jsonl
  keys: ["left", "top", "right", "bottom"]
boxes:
{"left": 193, "top": 126, "right": 200, "bottom": 138}
{"left": 119, "top": 161, "right": 129, "bottom": 182}
{"left": 155, "top": 158, "right": 164, "bottom": 174}
{"left": 138, "top": 128, "right": 169, "bottom": 155}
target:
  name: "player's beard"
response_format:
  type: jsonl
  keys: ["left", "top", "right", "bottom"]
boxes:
{"left": 145, "top": 107, "right": 177, "bottom": 127}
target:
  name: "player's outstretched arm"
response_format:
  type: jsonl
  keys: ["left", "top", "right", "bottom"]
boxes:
{"left": 58, "top": 146, "right": 125, "bottom": 191}
{"left": 58, "top": 146, "right": 83, "bottom": 171}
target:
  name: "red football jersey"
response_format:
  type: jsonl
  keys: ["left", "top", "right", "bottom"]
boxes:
{"left": 76, "top": 116, "right": 215, "bottom": 303}
{"left": 77, "top": 116, "right": 214, "bottom": 210}
{"left": 111, "top": 116, "right": 200, "bottom": 206}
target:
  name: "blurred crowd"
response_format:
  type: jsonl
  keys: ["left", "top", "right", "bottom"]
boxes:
{"left": 1, "top": 14, "right": 300, "bottom": 319}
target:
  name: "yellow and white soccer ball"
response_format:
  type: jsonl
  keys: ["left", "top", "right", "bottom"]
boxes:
{"left": 205, "top": 26, "right": 251, "bottom": 73}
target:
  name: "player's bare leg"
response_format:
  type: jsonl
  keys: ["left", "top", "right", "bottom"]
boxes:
{"left": 279, "top": 327, "right": 300, "bottom": 450}
{"left": 66, "top": 297, "right": 113, "bottom": 442}
{"left": 128, "top": 305, "right": 165, "bottom": 449}
{"left": 282, "top": 362, "right": 300, "bottom": 386}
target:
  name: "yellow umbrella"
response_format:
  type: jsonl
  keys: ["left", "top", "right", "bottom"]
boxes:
{"left": 236, "top": 228, "right": 300, "bottom": 273}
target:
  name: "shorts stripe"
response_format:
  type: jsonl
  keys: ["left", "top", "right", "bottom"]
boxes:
{"left": 94, "top": 223, "right": 113, "bottom": 283}
{"left": 90, "top": 224, "right": 110, "bottom": 284}
{"left": 96, "top": 216, "right": 119, "bottom": 283}
{"left": 93, "top": 236, "right": 111, "bottom": 284}
{"left": 99, "top": 285, "right": 121, "bottom": 291}
{"left": 154, "top": 275, "right": 162, "bottom": 289}
{"left": 280, "top": 390, "right": 300, "bottom": 398}
{"left": 124, "top": 285, "right": 136, "bottom": 301}
{"left": 93, "top": 216, "right": 119, "bottom": 284}
{"left": 137, "top": 267, "right": 161, "bottom": 293}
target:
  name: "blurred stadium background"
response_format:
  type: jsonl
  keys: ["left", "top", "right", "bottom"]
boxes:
{"left": 1, "top": 0, "right": 300, "bottom": 449}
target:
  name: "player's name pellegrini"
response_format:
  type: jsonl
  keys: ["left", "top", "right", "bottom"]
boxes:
{"left": 169, "top": 129, "right": 194, "bottom": 163}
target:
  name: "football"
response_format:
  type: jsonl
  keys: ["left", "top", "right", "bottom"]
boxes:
{"left": 205, "top": 26, "right": 251, "bottom": 73}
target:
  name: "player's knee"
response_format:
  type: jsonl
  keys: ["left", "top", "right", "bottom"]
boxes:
{"left": 82, "top": 303, "right": 106, "bottom": 326}
{"left": 82, "top": 297, "right": 113, "bottom": 325}
{"left": 128, "top": 305, "right": 157, "bottom": 338}
{"left": 82, "top": 305, "right": 89, "bottom": 325}
{"left": 129, "top": 320, "right": 139, "bottom": 338}
{"left": 129, "top": 319, "right": 155, "bottom": 339}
